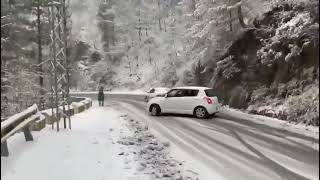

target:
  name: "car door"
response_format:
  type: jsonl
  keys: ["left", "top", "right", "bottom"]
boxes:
{"left": 178, "top": 89, "right": 199, "bottom": 114}
{"left": 161, "top": 89, "right": 184, "bottom": 113}
{"left": 183, "top": 89, "right": 199, "bottom": 114}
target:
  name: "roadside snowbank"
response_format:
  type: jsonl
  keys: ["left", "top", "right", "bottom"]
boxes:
{"left": 221, "top": 106, "right": 319, "bottom": 140}
{"left": 115, "top": 113, "right": 199, "bottom": 180}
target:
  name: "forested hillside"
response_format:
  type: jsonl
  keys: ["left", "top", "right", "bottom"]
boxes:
{"left": 1, "top": 0, "right": 51, "bottom": 116}
{"left": 1, "top": 0, "right": 319, "bottom": 125}
{"left": 69, "top": 0, "right": 318, "bottom": 125}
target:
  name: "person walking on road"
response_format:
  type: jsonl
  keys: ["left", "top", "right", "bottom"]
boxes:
{"left": 98, "top": 86, "right": 105, "bottom": 107}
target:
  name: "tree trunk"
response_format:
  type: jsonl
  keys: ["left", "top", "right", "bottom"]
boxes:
{"left": 112, "top": 19, "right": 115, "bottom": 45}
{"left": 138, "top": 8, "right": 141, "bottom": 41}
{"left": 189, "top": 0, "right": 196, "bottom": 12}
{"left": 228, "top": 0, "right": 233, "bottom": 31}
{"left": 237, "top": 2, "right": 246, "bottom": 28}
{"left": 157, "top": 0, "right": 162, "bottom": 31}
{"left": 36, "top": 0, "right": 44, "bottom": 110}
{"left": 229, "top": 10, "right": 233, "bottom": 31}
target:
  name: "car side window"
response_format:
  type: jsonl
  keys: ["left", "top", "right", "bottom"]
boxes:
{"left": 167, "top": 89, "right": 184, "bottom": 97}
{"left": 167, "top": 89, "right": 178, "bottom": 97}
{"left": 175, "top": 90, "right": 185, "bottom": 97}
{"left": 186, "top": 89, "right": 199, "bottom": 97}
{"left": 183, "top": 89, "right": 199, "bottom": 97}
{"left": 190, "top": 90, "right": 199, "bottom": 96}
{"left": 148, "top": 88, "right": 155, "bottom": 93}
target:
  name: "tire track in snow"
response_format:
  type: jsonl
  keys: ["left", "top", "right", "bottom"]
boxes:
{"left": 110, "top": 99, "right": 318, "bottom": 180}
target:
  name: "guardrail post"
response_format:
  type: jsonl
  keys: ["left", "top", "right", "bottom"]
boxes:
{"left": 1, "top": 141, "right": 9, "bottom": 157}
{"left": 23, "top": 126, "right": 33, "bottom": 141}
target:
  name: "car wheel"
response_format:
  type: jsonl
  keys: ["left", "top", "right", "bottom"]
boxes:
{"left": 194, "top": 106, "right": 208, "bottom": 119}
{"left": 150, "top": 105, "right": 161, "bottom": 116}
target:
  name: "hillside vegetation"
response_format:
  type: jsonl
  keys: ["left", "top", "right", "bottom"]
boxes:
{"left": 71, "top": 0, "right": 318, "bottom": 125}
{"left": 1, "top": 0, "right": 318, "bottom": 125}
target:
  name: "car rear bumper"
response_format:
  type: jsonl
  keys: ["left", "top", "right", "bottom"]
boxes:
{"left": 206, "top": 104, "right": 221, "bottom": 114}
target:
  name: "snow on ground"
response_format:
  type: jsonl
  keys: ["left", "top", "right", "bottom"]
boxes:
{"left": 113, "top": 101, "right": 225, "bottom": 180}
{"left": 1, "top": 102, "right": 138, "bottom": 180}
{"left": 1, "top": 101, "right": 201, "bottom": 180}
{"left": 115, "top": 113, "right": 200, "bottom": 180}
{"left": 151, "top": 121, "right": 226, "bottom": 180}
{"left": 221, "top": 106, "right": 319, "bottom": 150}
{"left": 3, "top": 98, "right": 316, "bottom": 180}
{"left": 113, "top": 99, "right": 319, "bottom": 180}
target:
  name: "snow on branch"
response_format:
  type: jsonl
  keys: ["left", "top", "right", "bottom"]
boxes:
{"left": 1, "top": 23, "right": 12, "bottom": 28}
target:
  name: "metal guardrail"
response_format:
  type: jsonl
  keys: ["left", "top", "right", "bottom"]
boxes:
{"left": 69, "top": 92, "right": 148, "bottom": 102}
{"left": 1, "top": 104, "right": 40, "bottom": 156}
{"left": 1, "top": 97, "right": 93, "bottom": 157}
{"left": 69, "top": 96, "right": 86, "bottom": 102}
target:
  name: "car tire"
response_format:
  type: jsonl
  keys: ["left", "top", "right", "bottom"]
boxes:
{"left": 150, "top": 104, "right": 161, "bottom": 116}
{"left": 194, "top": 106, "right": 208, "bottom": 119}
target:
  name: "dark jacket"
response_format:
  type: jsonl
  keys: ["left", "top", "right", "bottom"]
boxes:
{"left": 98, "top": 90, "right": 104, "bottom": 101}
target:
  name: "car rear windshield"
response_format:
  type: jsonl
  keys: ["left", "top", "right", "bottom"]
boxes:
{"left": 204, "top": 89, "right": 216, "bottom": 97}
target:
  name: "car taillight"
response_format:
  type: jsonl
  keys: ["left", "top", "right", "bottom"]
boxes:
{"left": 203, "top": 97, "right": 213, "bottom": 104}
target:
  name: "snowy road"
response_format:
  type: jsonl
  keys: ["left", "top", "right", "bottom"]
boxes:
{"left": 111, "top": 99, "right": 319, "bottom": 180}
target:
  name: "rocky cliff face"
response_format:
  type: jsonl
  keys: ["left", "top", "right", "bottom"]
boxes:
{"left": 209, "top": 1, "right": 319, "bottom": 125}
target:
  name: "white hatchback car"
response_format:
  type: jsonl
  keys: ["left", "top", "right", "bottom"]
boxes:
{"left": 147, "top": 87, "right": 221, "bottom": 118}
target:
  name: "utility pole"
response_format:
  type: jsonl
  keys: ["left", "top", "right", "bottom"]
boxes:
{"left": 48, "top": 0, "right": 71, "bottom": 132}
{"left": 62, "top": 0, "right": 72, "bottom": 129}
{"left": 36, "top": 0, "right": 44, "bottom": 110}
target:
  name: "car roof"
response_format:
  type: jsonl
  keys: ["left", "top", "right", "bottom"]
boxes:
{"left": 174, "top": 86, "right": 211, "bottom": 90}
{"left": 154, "top": 87, "right": 170, "bottom": 90}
